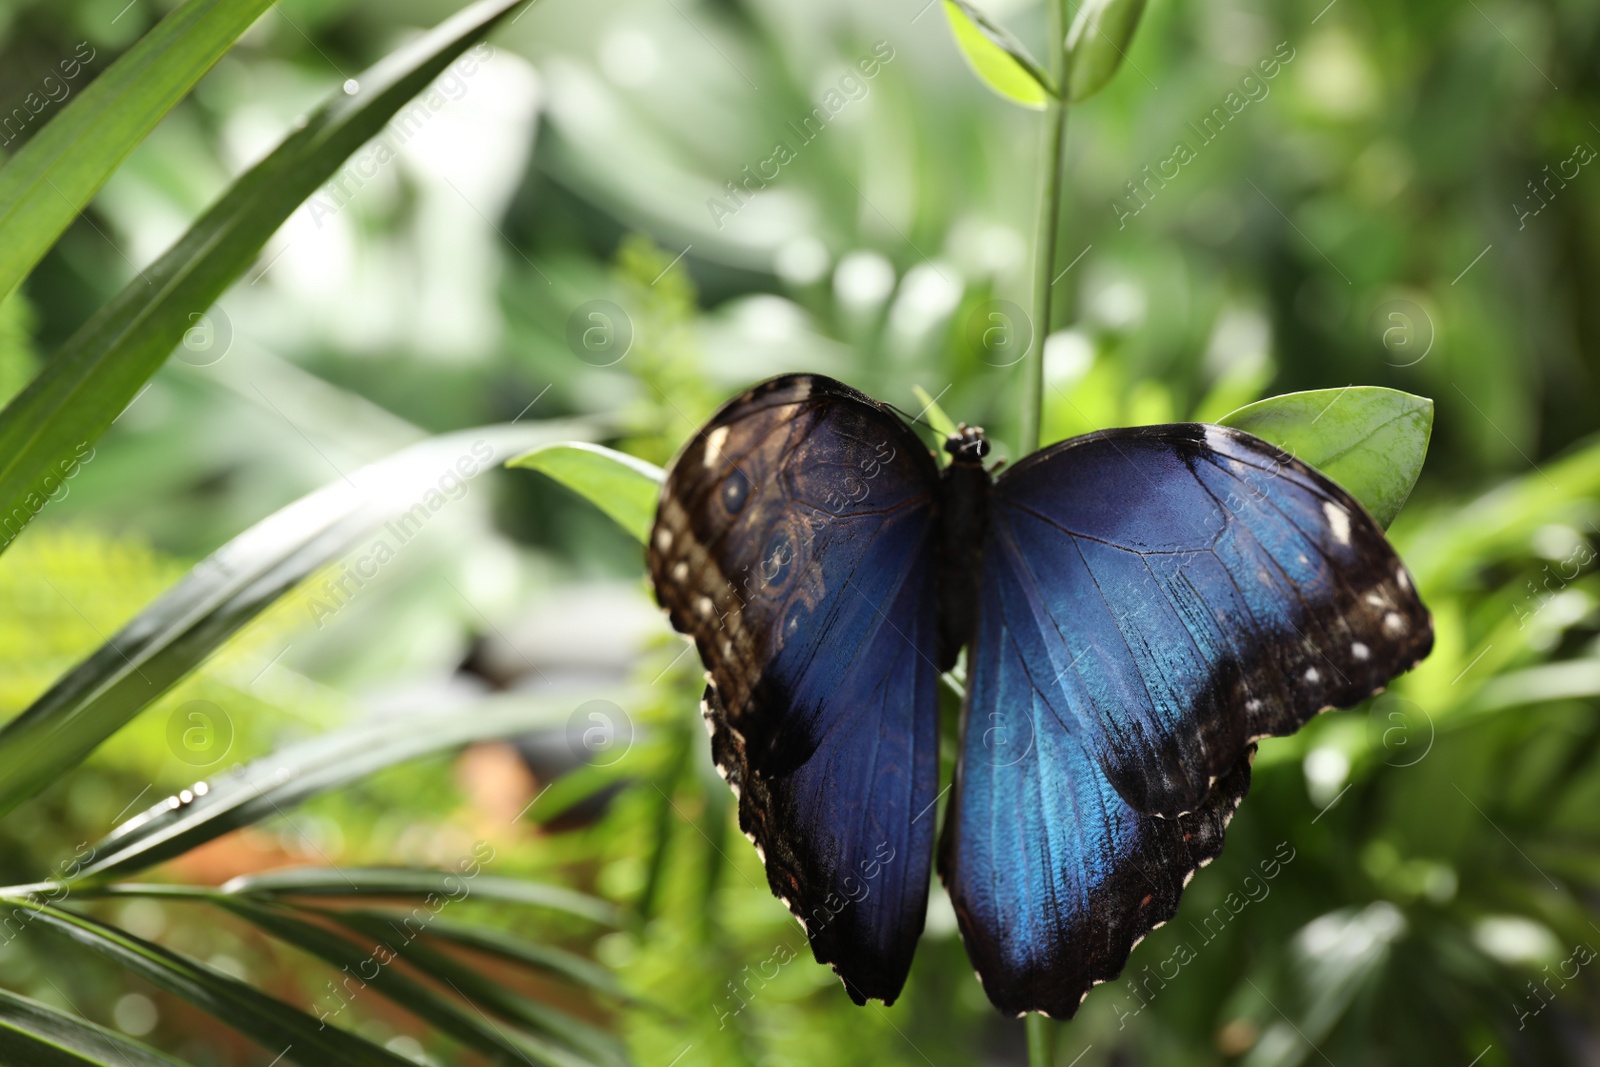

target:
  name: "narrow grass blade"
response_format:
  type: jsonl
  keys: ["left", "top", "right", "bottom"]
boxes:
{"left": 333, "top": 910, "right": 630, "bottom": 1001}
{"left": 220, "top": 867, "right": 619, "bottom": 926}
{"left": 0, "top": 0, "right": 276, "bottom": 303}
{"left": 0, "top": 0, "right": 531, "bottom": 554}
{"left": 72, "top": 687, "right": 615, "bottom": 882}
{"left": 0, "top": 986, "right": 191, "bottom": 1067}
{"left": 208, "top": 899, "right": 603, "bottom": 1067}
{"left": 0, "top": 423, "right": 579, "bottom": 821}
{"left": 9, "top": 900, "right": 417, "bottom": 1067}
{"left": 293, "top": 906, "right": 626, "bottom": 1066}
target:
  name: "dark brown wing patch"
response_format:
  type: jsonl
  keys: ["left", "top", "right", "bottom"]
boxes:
{"left": 647, "top": 373, "right": 944, "bottom": 1004}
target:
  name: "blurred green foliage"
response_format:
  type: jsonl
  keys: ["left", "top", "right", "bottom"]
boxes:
{"left": 0, "top": 0, "right": 1597, "bottom": 1063}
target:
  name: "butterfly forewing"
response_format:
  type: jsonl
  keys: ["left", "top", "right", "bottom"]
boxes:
{"left": 647, "top": 374, "right": 943, "bottom": 1005}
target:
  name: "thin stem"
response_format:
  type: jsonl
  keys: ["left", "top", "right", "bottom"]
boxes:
{"left": 1022, "top": 1, "right": 1072, "bottom": 455}
{"left": 1026, "top": 1011, "right": 1054, "bottom": 1067}
{"left": 1023, "top": 1, "right": 1071, "bottom": 1045}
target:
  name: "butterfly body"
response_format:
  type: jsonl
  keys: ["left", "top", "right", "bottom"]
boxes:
{"left": 646, "top": 373, "right": 1432, "bottom": 1017}
{"left": 933, "top": 428, "right": 991, "bottom": 669}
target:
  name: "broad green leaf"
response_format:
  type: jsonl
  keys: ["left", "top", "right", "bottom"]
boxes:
{"left": 0, "top": 986, "right": 190, "bottom": 1067}
{"left": 942, "top": 0, "right": 1056, "bottom": 109}
{"left": 1065, "top": 0, "right": 1149, "bottom": 102}
{"left": 208, "top": 899, "right": 601, "bottom": 1067}
{"left": 1218, "top": 387, "right": 1434, "bottom": 528}
{"left": 10, "top": 901, "right": 416, "bottom": 1067}
{"left": 70, "top": 687, "right": 616, "bottom": 882}
{"left": 510, "top": 442, "right": 664, "bottom": 544}
{"left": 0, "top": 423, "right": 583, "bottom": 822}
{"left": 219, "top": 867, "right": 620, "bottom": 926}
{"left": 0, "top": 0, "right": 276, "bottom": 305}
{"left": 0, "top": 0, "right": 531, "bottom": 555}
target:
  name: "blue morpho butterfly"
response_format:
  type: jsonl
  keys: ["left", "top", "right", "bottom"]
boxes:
{"left": 645, "top": 373, "right": 1432, "bottom": 1018}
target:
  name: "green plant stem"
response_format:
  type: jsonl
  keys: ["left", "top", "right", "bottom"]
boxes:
{"left": 1022, "top": 3, "right": 1072, "bottom": 455}
{"left": 1023, "top": 8, "right": 1071, "bottom": 1056}
{"left": 1026, "top": 1011, "right": 1053, "bottom": 1067}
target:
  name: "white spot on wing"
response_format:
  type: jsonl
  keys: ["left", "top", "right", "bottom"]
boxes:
{"left": 1396, "top": 567, "right": 1411, "bottom": 591}
{"left": 1323, "top": 500, "right": 1351, "bottom": 545}
{"left": 696, "top": 596, "right": 714, "bottom": 618}
{"left": 703, "top": 426, "right": 730, "bottom": 467}
{"left": 1305, "top": 667, "right": 1321, "bottom": 683}
{"left": 1384, "top": 611, "right": 1407, "bottom": 634}
{"left": 655, "top": 527, "right": 673, "bottom": 551}
{"left": 1352, "top": 641, "right": 1370, "bottom": 660}
{"left": 671, "top": 561, "right": 688, "bottom": 582}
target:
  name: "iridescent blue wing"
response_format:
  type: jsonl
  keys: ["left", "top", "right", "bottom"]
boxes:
{"left": 647, "top": 374, "right": 941, "bottom": 1005}
{"left": 940, "top": 424, "right": 1431, "bottom": 1017}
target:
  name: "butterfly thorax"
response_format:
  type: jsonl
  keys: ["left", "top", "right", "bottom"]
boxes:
{"left": 933, "top": 425, "right": 991, "bottom": 670}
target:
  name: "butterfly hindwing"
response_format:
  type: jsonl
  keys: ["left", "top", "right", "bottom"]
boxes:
{"left": 647, "top": 374, "right": 942, "bottom": 1005}
{"left": 940, "top": 423, "right": 1431, "bottom": 1017}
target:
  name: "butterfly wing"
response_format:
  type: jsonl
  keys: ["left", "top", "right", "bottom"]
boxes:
{"left": 940, "top": 423, "right": 1431, "bottom": 1017}
{"left": 648, "top": 374, "right": 942, "bottom": 1005}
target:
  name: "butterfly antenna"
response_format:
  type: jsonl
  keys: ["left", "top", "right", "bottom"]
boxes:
{"left": 883, "top": 401, "right": 934, "bottom": 431}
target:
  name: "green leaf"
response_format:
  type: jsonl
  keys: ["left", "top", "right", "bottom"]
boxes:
{"left": 0, "top": 423, "right": 582, "bottom": 822}
{"left": 525, "top": 743, "right": 664, "bottom": 830}
{"left": 1218, "top": 387, "right": 1434, "bottom": 528}
{"left": 0, "top": 0, "right": 276, "bottom": 305}
{"left": 219, "top": 868, "right": 620, "bottom": 926}
{"left": 942, "top": 0, "right": 1056, "bottom": 109}
{"left": 207, "top": 899, "right": 603, "bottom": 1067}
{"left": 1064, "top": 0, "right": 1149, "bottom": 102}
{"left": 295, "top": 907, "right": 626, "bottom": 1066}
{"left": 912, "top": 385, "right": 961, "bottom": 441}
{"left": 329, "top": 910, "right": 631, "bottom": 1002}
{"left": 10, "top": 900, "right": 416, "bottom": 1067}
{"left": 0, "top": 986, "right": 191, "bottom": 1067}
{"left": 70, "top": 687, "right": 617, "bottom": 882}
{"left": 509, "top": 442, "right": 664, "bottom": 544}
{"left": 0, "top": 0, "right": 531, "bottom": 554}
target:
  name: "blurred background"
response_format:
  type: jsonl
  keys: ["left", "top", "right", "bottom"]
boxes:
{"left": 1, "top": 0, "right": 1599, "bottom": 1063}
